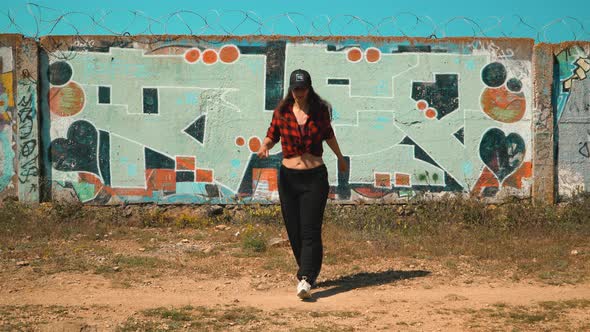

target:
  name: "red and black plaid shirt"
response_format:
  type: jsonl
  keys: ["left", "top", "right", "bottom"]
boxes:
{"left": 266, "top": 102, "right": 335, "bottom": 158}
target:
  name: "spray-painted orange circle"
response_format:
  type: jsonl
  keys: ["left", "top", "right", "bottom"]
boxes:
{"left": 347, "top": 48, "right": 362, "bottom": 62}
{"left": 184, "top": 49, "right": 200, "bottom": 63}
{"left": 202, "top": 49, "right": 218, "bottom": 64}
{"left": 425, "top": 108, "right": 437, "bottom": 119}
{"left": 248, "top": 137, "right": 261, "bottom": 153}
{"left": 481, "top": 86, "right": 526, "bottom": 123}
{"left": 49, "top": 81, "right": 85, "bottom": 117}
{"left": 235, "top": 136, "right": 245, "bottom": 146}
{"left": 416, "top": 100, "right": 428, "bottom": 111}
{"left": 366, "top": 48, "right": 381, "bottom": 63}
{"left": 219, "top": 45, "right": 240, "bottom": 63}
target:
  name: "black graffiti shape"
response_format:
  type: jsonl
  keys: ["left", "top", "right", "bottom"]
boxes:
{"left": 579, "top": 142, "right": 590, "bottom": 158}
{"left": 98, "top": 86, "right": 111, "bottom": 104}
{"left": 507, "top": 78, "right": 523, "bottom": 92}
{"left": 20, "top": 140, "right": 37, "bottom": 158}
{"left": 176, "top": 171, "right": 195, "bottom": 182}
{"left": 399, "top": 136, "right": 440, "bottom": 167}
{"left": 17, "top": 85, "right": 38, "bottom": 189}
{"left": 99, "top": 131, "right": 111, "bottom": 186}
{"left": 50, "top": 120, "right": 99, "bottom": 175}
{"left": 18, "top": 120, "right": 33, "bottom": 139}
{"left": 145, "top": 147, "right": 175, "bottom": 170}
{"left": 336, "top": 156, "right": 351, "bottom": 200}
{"left": 482, "top": 62, "right": 507, "bottom": 87}
{"left": 184, "top": 114, "right": 206, "bottom": 144}
{"left": 327, "top": 79, "right": 350, "bottom": 85}
{"left": 411, "top": 74, "right": 459, "bottom": 119}
{"left": 453, "top": 127, "right": 465, "bottom": 145}
{"left": 17, "top": 94, "right": 33, "bottom": 116}
{"left": 49, "top": 61, "right": 73, "bottom": 86}
{"left": 17, "top": 94, "right": 35, "bottom": 140}
{"left": 19, "top": 166, "right": 39, "bottom": 184}
{"left": 238, "top": 41, "right": 286, "bottom": 110}
{"left": 19, "top": 157, "right": 39, "bottom": 184}
{"left": 18, "top": 95, "right": 35, "bottom": 139}
{"left": 143, "top": 88, "right": 159, "bottom": 114}
{"left": 479, "top": 128, "right": 525, "bottom": 182}
{"left": 395, "top": 45, "right": 433, "bottom": 53}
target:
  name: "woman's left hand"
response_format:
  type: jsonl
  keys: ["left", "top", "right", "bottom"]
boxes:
{"left": 337, "top": 156, "right": 348, "bottom": 173}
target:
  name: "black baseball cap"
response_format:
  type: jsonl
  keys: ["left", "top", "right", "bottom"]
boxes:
{"left": 289, "top": 69, "right": 312, "bottom": 89}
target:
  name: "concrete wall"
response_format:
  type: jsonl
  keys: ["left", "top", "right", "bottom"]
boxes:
{"left": 35, "top": 36, "right": 536, "bottom": 204}
{"left": 553, "top": 43, "right": 590, "bottom": 199}
{"left": 0, "top": 36, "right": 17, "bottom": 200}
{"left": 0, "top": 35, "right": 40, "bottom": 202}
{"left": 0, "top": 35, "right": 584, "bottom": 204}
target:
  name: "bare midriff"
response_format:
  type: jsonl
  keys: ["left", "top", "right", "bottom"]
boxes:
{"left": 282, "top": 153, "right": 324, "bottom": 170}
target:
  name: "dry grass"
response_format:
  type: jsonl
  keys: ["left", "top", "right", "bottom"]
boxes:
{"left": 113, "top": 305, "right": 366, "bottom": 332}
{"left": 1, "top": 194, "right": 589, "bottom": 286}
{"left": 458, "top": 299, "right": 590, "bottom": 331}
{"left": 117, "top": 305, "right": 263, "bottom": 331}
{"left": 0, "top": 195, "right": 589, "bottom": 331}
{"left": 0, "top": 304, "right": 109, "bottom": 331}
{"left": 322, "top": 194, "right": 590, "bottom": 285}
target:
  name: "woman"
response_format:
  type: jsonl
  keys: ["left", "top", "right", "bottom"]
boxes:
{"left": 257, "top": 69, "right": 347, "bottom": 300}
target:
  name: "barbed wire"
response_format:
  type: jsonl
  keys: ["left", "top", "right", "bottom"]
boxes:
{"left": 1, "top": 2, "right": 589, "bottom": 42}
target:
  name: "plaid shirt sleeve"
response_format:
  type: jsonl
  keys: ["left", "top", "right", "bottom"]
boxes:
{"left": 266, "top": 109, "right": 281, "bottom": 143}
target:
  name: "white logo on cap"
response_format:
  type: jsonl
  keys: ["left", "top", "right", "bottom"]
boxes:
{"left": 296, "top": 73, "right": 304, "bottom": 81}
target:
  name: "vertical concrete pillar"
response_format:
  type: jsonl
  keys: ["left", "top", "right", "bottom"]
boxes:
{"left": 15, "top": 36, "right": 40, "bottom": 203}
{"left": 532, "top": 43, "right": 556, "bottom": 204}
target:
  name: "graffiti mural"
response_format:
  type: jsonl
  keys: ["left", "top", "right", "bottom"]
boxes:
{"left": 555, "top": 45, "right": 590, "bottom": 198}
{"left": 42, "top": 37, "right": 534, "bottom": 204}
{"left": 0, "top": 45, "right": 16, "bottom": 198}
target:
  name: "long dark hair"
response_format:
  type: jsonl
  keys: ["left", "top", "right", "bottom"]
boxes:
{"left": 276, "top": 86, "right": 332, "bottom": 120}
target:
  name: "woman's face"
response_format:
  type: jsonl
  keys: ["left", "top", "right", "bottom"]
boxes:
{"left": 291, "top": 87, "right": 309, "bottom": 103}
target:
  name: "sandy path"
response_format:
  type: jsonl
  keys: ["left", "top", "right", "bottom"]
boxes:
{"left": 3, "top": 273, "right": 590, "bottom": 331}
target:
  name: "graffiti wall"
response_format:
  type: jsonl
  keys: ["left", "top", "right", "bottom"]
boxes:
{"left": 555, "top": 44, "right": 590, "bottom": 199}
{"left": 39, "top": 36, "right": 534, "bottom": 204}
{"left": 0, "top": 35, "right": 41, "bottom": 202}
{"left": 16, "top": 38, "right": 40, "bottom": 202}
{"left": 0, "top": 37, "right": 17, "bottom": 199}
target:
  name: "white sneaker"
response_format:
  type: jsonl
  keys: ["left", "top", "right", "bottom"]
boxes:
{"left": 297, "top": 278, "right": 312, "bottom": 299}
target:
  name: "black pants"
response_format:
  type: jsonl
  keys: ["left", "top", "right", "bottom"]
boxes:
{"left": 278, "top": 164, "right": 330, "bottom": 284}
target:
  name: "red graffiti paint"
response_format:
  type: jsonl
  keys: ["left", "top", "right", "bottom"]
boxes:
{"left": 481, "top": 86, "right": 526, "bottom": 123}
{"left": 176, "top": 156, "right": 196, "bottom": 170}
{"left": 219, "top": 45, "right": 240, "bottom": 63}
{"left": 184, "top": 49, "right": 201, "bottom": 63}
{"left": 347, "top": 48, "right": 362, "bottom": 62}
{"left": 366, "top": 48, "right": 381, "bottom": 63}
{"left": 196, "top": 169, "right": 213, "bottom": 183}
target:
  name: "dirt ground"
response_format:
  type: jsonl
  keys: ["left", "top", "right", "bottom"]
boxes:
{"left": 3, "top": 272, "right": 590, "bottom": 331}
{"left": 1, "top": 221, "right": 589, "bottom": 332}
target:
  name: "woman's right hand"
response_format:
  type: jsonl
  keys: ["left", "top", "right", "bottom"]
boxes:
{"left": 257, "top": 145, "right": 270, "bottom": 159}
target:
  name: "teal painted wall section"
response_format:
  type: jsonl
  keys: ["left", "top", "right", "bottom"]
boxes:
{"left": 41, "top": 37, "right": 535, "bottom": 204}
{"left": 0, "top": 43, "right": 16, "bottom": 199}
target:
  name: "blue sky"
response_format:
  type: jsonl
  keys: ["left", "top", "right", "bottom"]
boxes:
{"left": 3, "top": 0, "right": 589, "bottom": 41}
